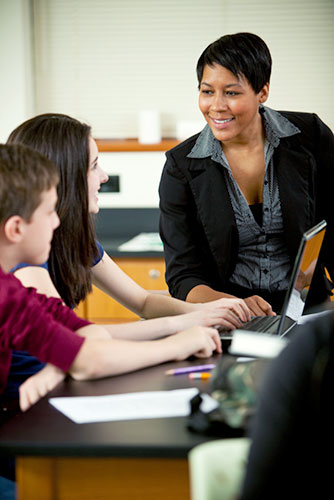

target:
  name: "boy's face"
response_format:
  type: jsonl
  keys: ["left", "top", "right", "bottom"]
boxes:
{"left": 21, "top": 186, "right": 60, "bottom": 265}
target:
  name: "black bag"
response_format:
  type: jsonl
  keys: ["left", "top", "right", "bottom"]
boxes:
{"left": 187, "top": 356, "right": 271, "bottom": 436}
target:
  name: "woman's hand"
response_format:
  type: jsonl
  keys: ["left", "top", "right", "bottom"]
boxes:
{"left": 244, "top": 295, "right": 276, "bottom": 316}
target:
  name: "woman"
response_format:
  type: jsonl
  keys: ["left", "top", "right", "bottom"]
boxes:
{"left": 159, "top": 32, "right": 334, "bottom": 316}
{"left": 7, "top": 114, "right": 250, "bottom": 336}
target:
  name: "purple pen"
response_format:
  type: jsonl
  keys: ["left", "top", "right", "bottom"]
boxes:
{"left": 165, "top": 364, "right": 216, "bottom": 375}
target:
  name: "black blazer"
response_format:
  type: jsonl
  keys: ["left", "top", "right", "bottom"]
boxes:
{"left": 159, "top": 111, "right": 334, "bottom": 309}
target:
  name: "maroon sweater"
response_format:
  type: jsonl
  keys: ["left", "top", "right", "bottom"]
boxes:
{"left": 0, "top": 267, "right": 89, "bottom": 394}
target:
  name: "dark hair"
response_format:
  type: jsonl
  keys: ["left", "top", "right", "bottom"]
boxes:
{"left": 196, "top": 32, "right": 272, "bottom": 93}
{"left": 0, "top": 143, "right": 58, "bottom": 223}
{"left": 7, "top": 113, "right": 97, "bottom": 308}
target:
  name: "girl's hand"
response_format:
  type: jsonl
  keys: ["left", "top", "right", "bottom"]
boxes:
{"left": 199, "top": 297, "right": 252, "bottom": 323}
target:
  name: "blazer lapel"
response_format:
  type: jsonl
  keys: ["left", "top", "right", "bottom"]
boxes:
{"left": 275, "top": 141, "right": 315, "bottom": 257}
{"left": 185, "top": 141, "right": 315, "bottom": 282}
{"left": 187, "top": 158, "right": 238, "bottom": 281}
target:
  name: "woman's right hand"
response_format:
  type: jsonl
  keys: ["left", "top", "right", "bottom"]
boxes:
{"left": 244, "top": 295, "right": 276, "bottom": 316}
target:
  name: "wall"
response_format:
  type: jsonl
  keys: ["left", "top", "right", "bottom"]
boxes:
{"left": 32, "top": 0, "right": 334, "bottom": 137}
{"left": 0, "top": 0, "right": 332, "bottom": 212}
{"left": 1, "top": 0, "right": 333, "bottom": 143}
{"left": 0, "top": 0, "right": 34, "bottom": 142}
{"left": 98, "top": 152, "right": 165, "bottom": 209}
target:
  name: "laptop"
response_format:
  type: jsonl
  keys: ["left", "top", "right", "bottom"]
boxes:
{"left": 219, "top": 220, "right": 327, "bottom": 341}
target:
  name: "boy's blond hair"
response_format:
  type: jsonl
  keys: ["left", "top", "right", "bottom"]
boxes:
{"left": 0, "top": 143, "right": 58, "bottom": 224}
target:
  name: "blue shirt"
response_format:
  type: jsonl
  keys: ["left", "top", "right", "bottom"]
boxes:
{"left": 10, "top": 240, "right": 104, "bottom": 272}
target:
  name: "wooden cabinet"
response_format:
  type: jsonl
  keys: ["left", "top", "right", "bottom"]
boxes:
{"left": 75, "top": 257, "right": 167, "bottom": 323}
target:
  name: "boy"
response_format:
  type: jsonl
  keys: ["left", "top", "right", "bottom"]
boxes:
{"left": 0, "top": 143, "right": 221, "bottom": 413}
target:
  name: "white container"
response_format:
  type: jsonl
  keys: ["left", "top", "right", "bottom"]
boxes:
{"left": 138, "top": 109, "right": 161, "bottom": 144}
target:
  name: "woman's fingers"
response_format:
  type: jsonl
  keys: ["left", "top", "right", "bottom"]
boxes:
{"left": 244, "top": 296, "right": 275, "bottom": 316}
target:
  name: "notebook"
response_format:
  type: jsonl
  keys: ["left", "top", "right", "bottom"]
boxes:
{"left": 219, "top": 220, "right": 327, "bottom": 341}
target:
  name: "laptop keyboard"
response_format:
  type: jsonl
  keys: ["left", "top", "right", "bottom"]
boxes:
{"left": 240, "top": 315, "right": 282, "bottom": 333}
{"left": 219, "top": 315, "right": 281, "bottom": 338}
{"left": 219, "top": 315, "right": 296, "bottom": 339}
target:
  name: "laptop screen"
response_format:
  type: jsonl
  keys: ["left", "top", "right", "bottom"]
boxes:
{"left": 280, "top": 220, "right": 327, "bottom": 325}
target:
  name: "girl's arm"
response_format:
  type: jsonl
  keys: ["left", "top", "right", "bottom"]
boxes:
{"left": 92, "top": 252, "right": 250, "bottom": 321}
{"left": 92, "top": 252, "right": 190, "bottom": 317}
{"left": 99, "top": 306, "right": 247, "bottom": 340}
{"left": 14, "top": 256, "right": 251, "bottom": 341}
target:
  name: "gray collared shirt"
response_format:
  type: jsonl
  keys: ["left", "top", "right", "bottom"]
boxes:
{"left": 187, "top": 106, "right": 300, "bottom": 293}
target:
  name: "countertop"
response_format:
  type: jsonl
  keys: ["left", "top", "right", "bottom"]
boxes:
{"left": 99, "top": 236, "right": 164, "bottom": 258}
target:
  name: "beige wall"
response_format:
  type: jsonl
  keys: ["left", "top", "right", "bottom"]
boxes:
{"left": 0, "top": 0, "right": 333, "bottom": 144}
{"left": 0, "top": 0, "right": 34, "bottom": 142}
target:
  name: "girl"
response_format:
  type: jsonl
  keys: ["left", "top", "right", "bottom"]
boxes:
{"left": 7, "top": 113, "right": 250, "bottom": 342}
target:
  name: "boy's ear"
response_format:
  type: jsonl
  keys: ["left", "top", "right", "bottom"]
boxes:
{"left": 4, "top": 215, "right": 26, "bottom": 243}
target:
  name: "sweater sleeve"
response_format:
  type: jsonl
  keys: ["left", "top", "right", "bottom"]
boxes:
{"left": 1, "top": 273, "right": 88, "bottom": 372}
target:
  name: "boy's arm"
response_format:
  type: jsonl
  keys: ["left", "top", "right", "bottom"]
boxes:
{"left": 70, "top": 325, "right": 221, "bottom": 380}
{"left": 18, "top": 325, "right": 220, "bottom": 411}
{"left": 19, "top": 363, "right": 66, "bottom": 411}
{"left": 14, "top": 266, "right": 61, "bottom": 299}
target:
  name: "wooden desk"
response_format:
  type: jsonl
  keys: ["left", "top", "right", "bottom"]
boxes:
{"left": 0, "top": 355, "right": 235, "bottom": 500}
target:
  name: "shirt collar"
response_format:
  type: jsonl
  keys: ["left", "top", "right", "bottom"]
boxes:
{"left": 187, "top": 105, "right": 301, "bottom": 160}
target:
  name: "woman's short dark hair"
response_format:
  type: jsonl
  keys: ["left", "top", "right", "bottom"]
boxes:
{"left": 7, "top": 113, "right": 97, "bottom": 308}
{"left": 196, "top": 32, "right": 272, "bottom": 93}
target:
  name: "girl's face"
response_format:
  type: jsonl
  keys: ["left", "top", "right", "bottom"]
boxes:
{"left": 198, "top": 63, "right": 269, "bottom": 145}
{"left": 87, "top": 136, "right": 108, "bottom": 214}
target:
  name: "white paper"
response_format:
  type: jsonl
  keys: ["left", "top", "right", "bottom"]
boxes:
{"left": 285, "top": 288, "right": 305, "bottom": 321}
{"left": 118, "top": 232, "right": 163, "bottom": 252}
{"left": 49, "top": 388, "right": 218, "bottom": 424}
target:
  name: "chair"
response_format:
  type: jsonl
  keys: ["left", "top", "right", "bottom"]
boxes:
{"left": 188, "top": 438, "right": 251, "bottom": 500}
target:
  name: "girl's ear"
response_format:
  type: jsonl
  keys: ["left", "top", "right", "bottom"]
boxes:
{"left": 3, "top": 215, "right": 26, "bottom": 243}
{"left": 259, "top": 83, "right": 270, "bottom": 104}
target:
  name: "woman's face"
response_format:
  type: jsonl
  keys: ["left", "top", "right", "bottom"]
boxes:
{"left": 87, "top": 136, "right": 108, "bottom": 214}
{"left": 198, "top": 63, "right": 269, "bottom": 145}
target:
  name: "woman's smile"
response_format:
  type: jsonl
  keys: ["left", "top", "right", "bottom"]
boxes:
{"left": 199, "top": 63, "right": 269, "bottom": 144}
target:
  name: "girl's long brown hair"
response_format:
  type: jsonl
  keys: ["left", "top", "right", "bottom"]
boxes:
{"left": 7, "top": 113, "right": 98, "bottom": 308}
